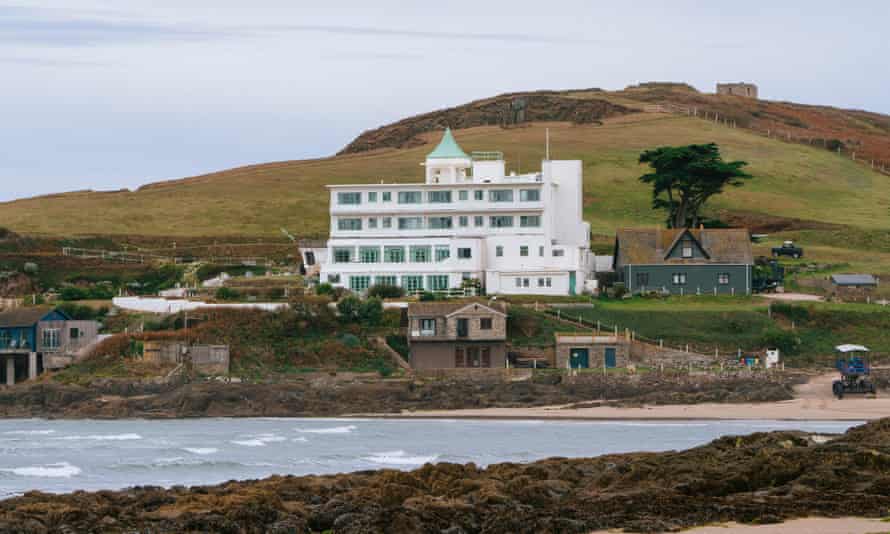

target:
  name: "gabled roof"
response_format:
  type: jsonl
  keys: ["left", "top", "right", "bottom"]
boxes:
{"left": 663, "top": 228, "right": 710, "bottom": 260}
{"left": 614, "top": 228, "right": 753, "bottom": 266}
{"left": 426, "top": 128, "right": 469, "bottom": 160}
{"left": 831, "top": 274, "right": 877, "bottom": 286}
{"left": 0, "top": 306, "right": 61, "bottom": 328}
{"left": 408, "top": 299, "right": 506, "bottom": 317}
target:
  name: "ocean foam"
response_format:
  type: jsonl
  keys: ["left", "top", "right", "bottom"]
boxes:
{"left": 0, "top": 462, "right": 81, "bottom": 478}
{"left": 297, "top": 425, "right": 357, "bottom": 435}
{"left": 3, "top": 430, "right": 56, "bottom": 436}
{"left": 363, "top": 450, "right": 438, "bottom": 466}
{"left": 230, "top": 434, "right": 286, "bottom": 447}
{"left": 56, "top": 433, "right": 143, "bottom": 441}
{"left": 183, "top": 447, "right": 219, "bottom": 455}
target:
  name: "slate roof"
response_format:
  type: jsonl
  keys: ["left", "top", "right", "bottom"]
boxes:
{"left": 0, "top": 306, "right": 54, "bottom": 328}
{"left": 615, "top": 228, "right": 753, "bottom": 267}
{"left": 408, "top": 299, "right": 505, "bottom": 318}
{"left": 831, "top": 274, "right": 877, "bottom": 286}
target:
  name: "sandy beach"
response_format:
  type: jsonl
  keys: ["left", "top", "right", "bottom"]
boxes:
{"left": 386, "top": 373, "right": 889, "bottom": 421}
{"left": 592, "top": 517, "right": 889, "bottom": 534}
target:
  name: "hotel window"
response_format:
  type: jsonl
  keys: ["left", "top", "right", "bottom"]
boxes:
{"left": 428, "top": 216, "right": 453, "bottom": 229}
{"left": 489, "top": 189, "right": 513, "bottom": 202}
{"left": 519, "top": 189, "right": 540, "bottom": 201}
{"left": 410, "top": 245, "right": 432, "bottom": 263}
{"left": 419, "top": 318, "right": 436, "bottom": 336}
{"left": 42, "top": 328, "right": 60, "bottom": 349}
{"left": 427, "top": 275, "right": 449, "bottom": 291}
{"left": 398, "top": 217, "right": 424, "bottom": 230}
{"left": 398, "top": 191, "right": 422, "bottom": 204}
{"left": 428, "top": 190, "right": 452, "bottom": 203}
{"left": 337, "top": 218, "right": 362, "bottom": 231}
{"left": 327, "top": 274, "right": 341, "bottom": 284}
{"left": 672, "top": 273, "right": 688, "bottom": 285}
{"left": 367, "top": 191, "right": 377, "bottom": 202}
{"left": 375, "top": 275, "right": 397, "bottom": 286}
{"left": 359, "top": 246, "right": 380, "bottom": 263}
{"left": 458, "top": 190, "right": 469, "bottom": 201}
{"left": 480, "top": 318, "right": 493, "bottom": 330}
{"left": 636, "top": 272, "right": 650, "bottom": 287}
{"left": 368, "top": 218, "right": 378, "bottom": 229}
{"left": 435, "top": 245, "right": 451, "bottom": 262}
{"left": 402, "top": 275, "right": 423, "bottom": 292}
{"left": 537, "top": 278, "right": 545, "bottom": 287}
{"left": 496, "top": 246, "right": 504, "bottom": 257}
{"left": 552, "top": 249, "right": 564, "bottom": 257}
{"left": 349, "top": 276, "right": 371, "bottom": 292}
{"left": 333, "top": 247, "right": 353, "bottom": 263}
{"left": 539, "top": 246, "right": 545, "bottom": 257}
{"left": 718, "top": 273, "right": 731, "bottom": 285}
{"left": 382, "top": 217, "right": 392, "bottom": 229}
{"left": 523, "top": 278, "right": 530, "bottom": 288}
{"left": 520, "top": 215, "right": 541, "bottom": 228}
{"left": 515, "top": 277, "right": 522, "bottom": 287}
{"left": 459, "top": 216, "right": 469, "bottom": 227}
{"left": 546, "top": 278, "right": 552, "bottom": 287}
{"left": 490, "top": 216, "right": 514, "bottom": 228}
{"left": 382, "top": 191, "right": 392, "bottom": 202}
{"left": 384, "top": 246, "right": 405, "bottom": 263}
{"left": 337, "top": 192, "right": 361, "bottom": 205}
{"left": 474, "top": 190, "right": 484, "bottom": 201}
{"left": 457, "top": 247, "right": 472, "bottom": 259}
{"left": 520, "top": 246, "right": 529, "bottom": 257}
{"left": 474, "top": 216, "right": 484, "bottom": 227}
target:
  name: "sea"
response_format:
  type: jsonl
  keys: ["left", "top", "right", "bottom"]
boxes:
{"left": 0, "top": 418, "right": 860, "bottom": 498}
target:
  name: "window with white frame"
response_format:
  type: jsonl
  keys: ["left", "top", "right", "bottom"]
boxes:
{"left": 546, "top": 277, "right": 552, "bottom": 287}
{"left": 458, "top": 190, "right": 468, "bottom": 201}
{"left": 349, "top": 276, "right": 371, "bottom": 292}
{"left": 375, "top": 275, "right": 397, "bottom": 286}
{"left": 428, "top": 216, "right": 453, "bottom": 229}
{"left": 672, "top": 273, "right": 688, "bottom": 285}
{"left": 490, "top": 216, "right": 514, "bottom": 228}
{"left": 489, "top": 189, "right": 513, "bottom": 202}
{"left": 515, "top": 277, "right": 522, "bottom": 287}
{"left": 384, "top": 246, "right": 405, "bottom": 263}
{"left": 718, "top": 273, "right": 731, "bottom": 285}
{"left": 474, "top": 190, "right": 484, "bottom": 201}
{"left": 427, "top": 190, "right": 452, "bottom": 203}
{"left": 333, "top": 247, "right": 353, "bottom": 263}
{"left": 681, "top": 240, "right": 694, "bottom": 258}
{"left": 398, "top": 217, "right": 424, "bottom": 230}
{"left": 382, "top": 191, "right": 392, "bottom": 202}
{"left": 327, "top": 274, "right": 341, "bottom": 283}
{"left": 435, "top": 245, "right": 450, "bottom": 262}
{"left": 459, "top": 216, "right": 468, "bottom": 227}
{"left": 457, "top": 248, "right": 472, "bottom": 259}
{"left": 419, "top": 318, "right": 436, "bottom": 335}
{"left": 474, "top": 216, "right": 484, "bottom": 227}
{"left": 519, "top": 246, "right": 529, "bottom": 257}
{"left": 519, "top": 189, "right": 540, "bottom": 201}
{"left": 552, "top": 249, "right": 565, "bottom": 257}
{"left": 337, "top": 192, "right": 361, "bottom": 205}
{"left": 496, "top": 246, "right": 504, "bottom": 257}
{"left": 359, "top": 247, "right": 380, "bottom": 263}
{"left": 337, "top": 218, "right": 362, "bottom": 231}
{"left": 368, "top": 218, "right": 378, "bottom": 229}
{"left": 402, "top": 275, "right": 423, "bottom": 292}
{"left": 427, "top": 275, "right": 449, "bottom": 291}
{"left": 520, "top": 215, "right": 540, "bottom": 227}
{"left": 382, "top": 217, "right": 392, "bottom": 228}
{"left": 398, "top": 191, "right": 422, "bottom": 204}
{"left": 42, "top": 328, "right": 60, "bottom": 349}
{"left": 537, "top": 278, "right": 545, "bottom": 287}
{"left": 367, "top": 191, "right": 377, "bottom": 202}
{"left": 538, "top": 246, "right": 544, "bottom": 257}
{"left": 410, "top": 245, "right": 432, "bottom": 263}
{"left": 522, "top": 278, "right": 530, "bottom": 288}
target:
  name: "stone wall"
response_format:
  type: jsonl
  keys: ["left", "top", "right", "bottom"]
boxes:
{"left": 716, "top": 83, "right": 758, "bottom": 99}
{"left": 630, "top": 341, "right": 715, "bottom": 366}
{"left": 555, "top": 336, "right": 630, "bottom": 369}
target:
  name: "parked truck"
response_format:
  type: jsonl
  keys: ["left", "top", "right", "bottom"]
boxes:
{"left": 772, "top": 240, "right": 804, "bottom": 259}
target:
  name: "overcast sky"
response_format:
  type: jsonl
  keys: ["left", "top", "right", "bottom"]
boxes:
{"left": 1, "top": 1, "right": 888, "bottom": 201}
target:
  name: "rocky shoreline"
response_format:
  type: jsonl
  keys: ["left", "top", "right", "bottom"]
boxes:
{"left": 0, "top": 372, "right": 801, "bottom": 419}
{"left": 1, "top": 418, "right": 888, "bottom": 533}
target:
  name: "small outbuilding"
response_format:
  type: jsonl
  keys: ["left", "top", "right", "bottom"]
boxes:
{"left": 555, "top": 333, "right": 629, "bottom": 370}
{"left": 830, "top": 274, "right": 878, "bottom": 288}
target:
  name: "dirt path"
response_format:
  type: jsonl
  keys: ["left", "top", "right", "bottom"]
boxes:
{"left": 388, "top": 372, "right": 888, "bottom": 421}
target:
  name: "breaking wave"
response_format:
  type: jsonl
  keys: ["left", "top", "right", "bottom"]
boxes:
{"left": 363, "top": 450, "right": 438, "bottom": 466}
{"left": 0, "top": 462, "right": 81, "bottom": 478}
{"left": 297, "top": 425, "right": 357, "bottom": 435}
{"left": 183, "top": 447, "right": 218, "bottom": 455}
{"left": 230, "top": 434, "right": 287, "bottom": 447}
{"left": 56, "top": 433, "right": 143, "bottom": 441}
{"left": 3, "top": 430, "right": 56, "bottom": 436}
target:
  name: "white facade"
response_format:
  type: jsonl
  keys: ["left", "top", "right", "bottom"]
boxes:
{"left": 314, "top": 129, "right": 594, "bottom": 295}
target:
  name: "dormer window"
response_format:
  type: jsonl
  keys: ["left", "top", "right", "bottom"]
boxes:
{"left": 682, "top": 244, "right": 693, "bottom": 258}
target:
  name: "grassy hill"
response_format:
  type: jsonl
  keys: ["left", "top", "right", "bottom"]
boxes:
{"left": 1, "top": 85, "right": 889, "bottom": 276}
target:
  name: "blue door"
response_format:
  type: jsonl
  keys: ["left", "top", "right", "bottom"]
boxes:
{"left": 569, "top": 272, "right": 576, "bottom": 295}
{"left": 569, "top": 348, "right": 589, "bottom": 369}
{"left": 604, "top": 347, "right": 617, "bottom": 368}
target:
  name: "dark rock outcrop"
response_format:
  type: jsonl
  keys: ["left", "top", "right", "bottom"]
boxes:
{"left": 1, "top": 418, "right": 889, "bottom": 533}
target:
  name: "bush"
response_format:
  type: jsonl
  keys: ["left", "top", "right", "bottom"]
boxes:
{"left": 419, "top": 291, "right": 443, "bottom": 302}
{"left": 359, "top": 297, "right": 384, "bottom": 326}
{"left": 215, "top": 287, "right": 241, "bottom": 301}
{"left": 760, "top": 329, "right": 801, "bottom": 355}
{"left": 770, "top": 303, "right": 810, "bottom": 324}
{"left": 337, "top": 295, "right": 362, "bottom": 319}
{"left": 367, "top": 284, "right": 404, "bottom": 299}
{"left": 23, "top": 262, "right": 38, "bottom": 274}
{"left": 59, "top": 285, "right": 114, "bottom": 301}
{"left": 316, "top": 282, "right": 334, "bottom": 296}
{"left": 56, "top": 302, "right": 108, "bottom": 321}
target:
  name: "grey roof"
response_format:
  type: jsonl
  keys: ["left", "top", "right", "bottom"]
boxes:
{"left": 408, "top": 299, "right": 505, "bottom": 318}
{"left": 614, "top": 228, "right": 753, "bottom": 267}
{"left": 830, "top": 274, "right": 877, "bottom": 286}
{"left": 0, "top": 306, "right": 54, "bottom": 328}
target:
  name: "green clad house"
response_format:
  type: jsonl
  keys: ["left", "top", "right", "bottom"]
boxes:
{"left": 612, "top": 228, "right": 754, "bottom": 296}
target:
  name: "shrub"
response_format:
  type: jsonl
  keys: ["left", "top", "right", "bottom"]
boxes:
{"left": 358, "top": 297, "right": 384, "bottom": 326}
{"left": 770, "top": 303, "right": 810, "bottom": 324}
{"left": 23, "top": 262, "right": 38, "bottom": 274}
{"left": 367, "top": 284, "right": 404, "bottom": 299}
{"left": 337, "top": 295, "right": 362, "bottom": 319}
{"left": 419, "top": 291, "right": 442, "bottom": 302}
{"left": 316, "top": 282, "right": 334, "bottom": 296}
{"left": 56, "top": 302, "right": 108, "bottom": 321}
{"left": 760, "top": 329, "right": 801, "bottom": 355}
{"left": 215, "top": 287, "right": 241, "bottom": 301}
{"left": 340, "top": 333, "right": 361, "bottom": 347}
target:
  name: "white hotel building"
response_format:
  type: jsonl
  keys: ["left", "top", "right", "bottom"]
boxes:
{"left": 313, "top": 129, "right": 595, "bottom": 296}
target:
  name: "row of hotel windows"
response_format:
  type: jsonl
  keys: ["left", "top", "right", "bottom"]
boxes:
{"left": 515, "top": 277, "right": 554, "bottom": 288}
{"left": 332, "top": 244, "right": 565, "bottom": 264}
{"left": 331, "top": 274, "right": 453, "bottom": 292}
{"left": 635, "top": 273, "right": 731, "bottom": 286}
{"left": 333, "top": 245, "right": 473, "bottom": 264}
{"left": 337, "top": 215, "right": 541, "bottom": 231}
{"left": 337, "top": 189, "right": 540, "bottom": 205}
